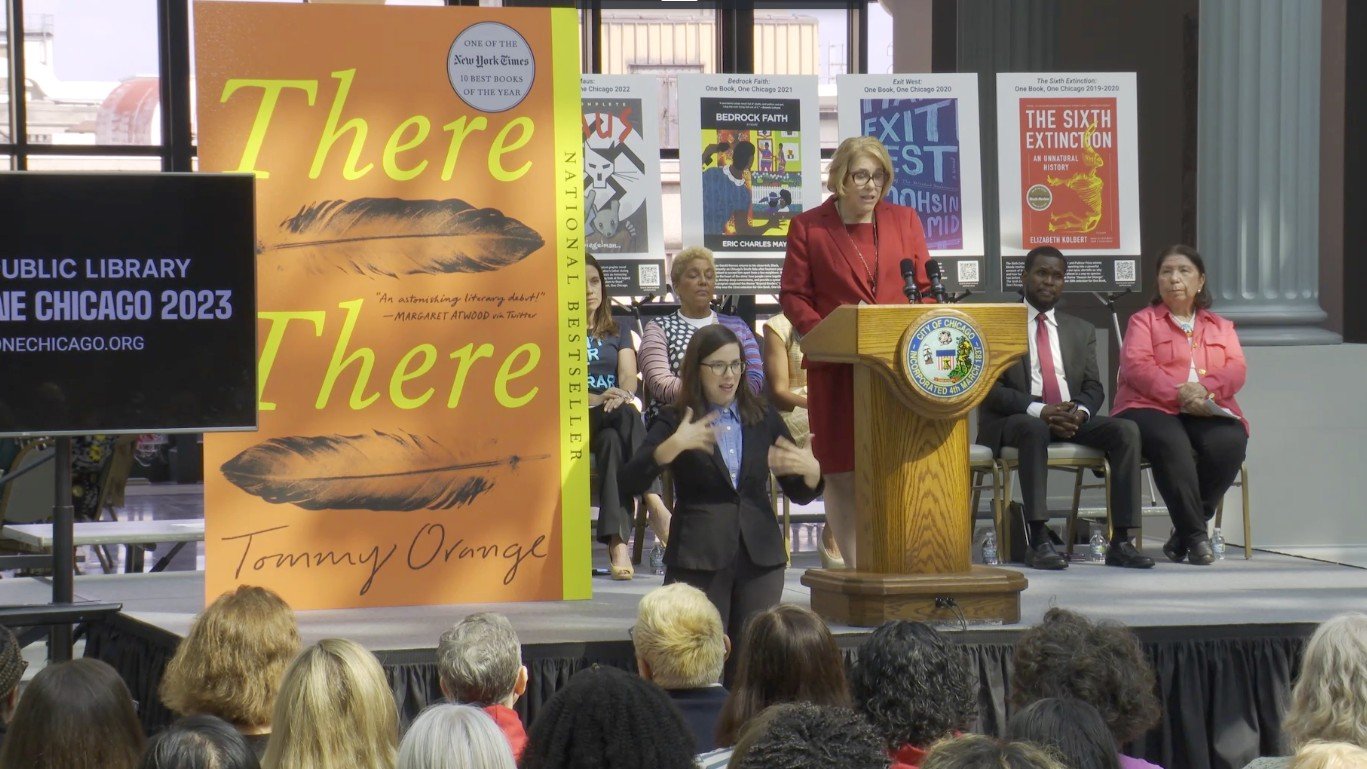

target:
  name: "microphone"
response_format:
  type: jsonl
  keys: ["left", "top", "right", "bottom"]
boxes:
{"left": 899, "top": 259, "right": 922, "bottom": 304}
{"left": 926, "top": 259, "right": 950, "bottom": 303}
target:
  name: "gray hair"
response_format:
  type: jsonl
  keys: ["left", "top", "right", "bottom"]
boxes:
{"left": 1284, "top": 613, "right": 1367, "bottom": 751}
{"left": 398, "top": 703, "right": 515, "bottom": 769}
{"left": 436, "top": 613, "right": 522, "bottom": 706}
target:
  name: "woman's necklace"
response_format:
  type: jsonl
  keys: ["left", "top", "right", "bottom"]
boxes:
{"left": 1172, "top": 311, "right": 1197, "bottom": 348}
{"left": 837, "top": 200, "right": 879, "bottom": 293}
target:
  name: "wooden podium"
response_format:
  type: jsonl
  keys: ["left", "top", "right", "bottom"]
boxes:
{"left": 799, "top": 304, "right": 1030, "bottom": 626}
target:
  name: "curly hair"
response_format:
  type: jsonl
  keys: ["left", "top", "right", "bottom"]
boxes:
{"left": 1291, "top": 740, "right": 1367, "bottom": 769}
{"left": 1283, "top": 613, "right": 1367, "bottom": 751}
{"left": 1010, "top": 608, "right": 1161, "bottom": 744}
{"left": 159, "top": 585, "right": 300, "bottom": 729}
{"left": 921, "top": 734, "right": 1067, "bottom": 769}
{"left": 851, "top": 620, "right": 977, "bottom": 750}
{"left": 1007, "top": 698, "right": 1120, "bottom": 769}
{"left": 731, "top": 703, "right": 888, "bottom": 769}
{"left": 436, "top": 612, "right": 522, "bottom": 707}
{"left": 714, "top": 604, "right": 850, "bottom": 747}
{"left": 520, "top": 665, "right": 697, "bottom": 769}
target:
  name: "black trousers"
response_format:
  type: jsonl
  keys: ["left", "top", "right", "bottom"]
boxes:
{"left": 591, "top": 403, "right": 646, "bottom": 544}
{"left": 665, "top": 544, "right": 785, "bottom": 683}
{"left": 999, "top": 413, "right": 1144, "bottom": 533}
{"left": 1117, "top": 408, "right": 1248, "bottom": 540}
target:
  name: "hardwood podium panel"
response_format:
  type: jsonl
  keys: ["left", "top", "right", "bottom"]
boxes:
{"left": 800, "top": 304, "right": 1030, "bottom": 627}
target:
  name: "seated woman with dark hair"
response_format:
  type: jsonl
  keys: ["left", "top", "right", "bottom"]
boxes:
{"left": 520, "top": 665, "right": 696, "bottom": 769}
{"left": 697, "top": 604, "right": 850, "bottom": 768}
{"left": 1011, "top": 608, "right": 1163, "bottom": 769}
{"left": 0, "top": 658, "right": 145, "bottom": 769}
{"left": 140, "top": 714, "right": 262, "bottom": 769}
{"left": 1113, "top": 244, "right": 1249, "bottom": 565}
{"left": 159, "top": 585, "right": 300, "bottom": 759}
{"left": 1008, "top": 698, "right": 1121, "bottom": 769}
{"left": 850, "top": 620, "right": 977, "bottom": 769}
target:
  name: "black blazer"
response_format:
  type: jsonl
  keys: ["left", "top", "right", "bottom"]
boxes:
{"left": 977, "top": 308, "right": 1106, "bottom": 453}
{"left": 622, "top": 405, "right": 823, "bottom": 571}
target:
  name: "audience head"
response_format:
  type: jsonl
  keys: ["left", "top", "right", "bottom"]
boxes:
{"left": 730, "top": 703, "right": 889, "bottom": 769}
{"left": 1290, "top": 741, "right": 1367, "bottom": 769}
{"left": 921, "top": 734, "right": 1067, "bottom": 769}
{"left": 1284, "top": 612, "right": 1367, "bottom": 752}
{"left": 140, "top": 714, "right": 261, "bottom": 769}
{"left": 632, "top": 583, "right": 727, "bottom": 689}
{"left": 159, "top": 585, "right": 300, "bottom": 730}
{"left": 262, "top": 638, "right": 398, "bottom": 769}
{"left": 715, "top": 604, "right": 850, "bottom": 748}
{"left": 851, "top": 620, "right": 977, "bottom": 750}
{"left": 520, "top": 664, "right": 696, "bottom": 769}
{"left": 398, "top": 703, "right": 516, "bottom": 769}
{"left": 1007, "top": 697, "right": 1120, "bottom": 769}
{"left": 437, "top": 612, "right": 527, "bottom": 709}
{"left": 0, "top": 657, "right": 145, "bottom": 769}
{"left": 0, "top": 625, "right": 26, "bottom": 722}
{"left": 1011, "top": 608, "right": 1161, "bottom": 745}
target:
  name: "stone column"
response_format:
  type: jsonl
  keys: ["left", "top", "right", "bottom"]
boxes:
{"left": 1197, "top": 0, "right": 1339, "bottom": 344}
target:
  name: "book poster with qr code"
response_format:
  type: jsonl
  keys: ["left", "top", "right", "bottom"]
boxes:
{"left": 678, "top": 74, "right": 821, "bottom": 293}
{"left": 996, "top": 73, "right": 1141, "bottom": 292}
{"left": 837, "top": 74, "right": 987, "bottom": 290}
{"left": 581, "top": 76, "right": 665, "bottom": 295}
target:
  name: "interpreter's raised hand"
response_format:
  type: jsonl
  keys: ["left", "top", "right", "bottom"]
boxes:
{"left": 671, "top": 407, "right": 720, "bottom": 453}
{"left": 768, "top": 434, "right": 821, "bottom": 489}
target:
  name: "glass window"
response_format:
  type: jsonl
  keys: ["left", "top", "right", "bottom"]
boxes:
{"left": 24, "top": 0, "right": 160, "bottom": 146}
{"left": 753, "top": 4, "right": 844, "bottom": 149}
{"left": 600, "top": 6, "right": 715, "bottom": 150}
{"left": 868, "top": 1, "right": 894, "bottom": 75}
{"left": 1, "top": 9, "right": 10, "bottom": 144}
{"left": 25, "top": 155, "right": 161, "bottom": 171}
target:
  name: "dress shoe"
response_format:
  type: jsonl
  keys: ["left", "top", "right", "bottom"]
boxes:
{"left": 610, "top": 564, "right": 634, "bottom": 580}
{"left": 1186, "top": 537, "right": 1215, "bottom": 566}
{"left": 1024, "top": 540, "right": 1068, "bottom": 570}
{"left": 819, "top": 526, "right": 846, "bottom": 570}
{"left": 1105, "top": 539, "right": 1156, "bottom": 569}
{"left": 1162, "top": 530, "right": 1188, "bottom": 563}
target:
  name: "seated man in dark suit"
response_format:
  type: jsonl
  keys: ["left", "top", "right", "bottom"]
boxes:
{"left": 632, "top": 583, "right": 730, "bottom": 752}
{"left": 977, "top": 246, "right": 1153, "bottom": 570}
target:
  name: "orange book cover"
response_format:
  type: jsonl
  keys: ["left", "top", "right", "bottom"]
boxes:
{"left": 194, "top": 2, "right": 587, "bottom": 609}
{"left": 1018, "top": 97, "right": 1120, "bottom": 250}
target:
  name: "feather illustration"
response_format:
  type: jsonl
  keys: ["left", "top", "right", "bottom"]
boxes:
{"left": 220, "top": 431, "right": 545, "bottom": 512}
{"left": 259, "top": 198, "right": 545, "bottom": 278}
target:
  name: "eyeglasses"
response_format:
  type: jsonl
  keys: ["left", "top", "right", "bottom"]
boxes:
{"left": 702, "top": 361, "right": 745, "bottom": 376}
{"left": 847, "top": 169, "right": 887, "bottom": 187}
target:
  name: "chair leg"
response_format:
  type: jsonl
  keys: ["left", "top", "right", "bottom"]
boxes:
{"left": 783, "top": 489, "right": 792, "bottom": 567}
{"left": 992, "top": 463, "right": 1008, "bottom": 562}
{"left": 1102, "top": 458, "right": 1115, "bottom": 544}
{"left": 631, "top": 497, "right": 647, "bottom": 566}
{"left": 1241, "top": 463, "right": 1252, "bottom": 559}
{"left": 1065, "top": 468, "right": 1084, "bottom": 557}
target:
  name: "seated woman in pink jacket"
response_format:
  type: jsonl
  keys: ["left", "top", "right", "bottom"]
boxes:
{"left": 1113, "top": 245, "right": 1248, "bottom": 566}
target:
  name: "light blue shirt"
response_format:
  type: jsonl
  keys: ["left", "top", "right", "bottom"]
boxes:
{"left": 711, "top": 403, "right": 743, "bottom": 487}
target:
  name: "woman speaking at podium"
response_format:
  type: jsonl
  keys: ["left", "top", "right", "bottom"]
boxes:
{"left": 779, "top": 136, "right": 932, "bottom": 568}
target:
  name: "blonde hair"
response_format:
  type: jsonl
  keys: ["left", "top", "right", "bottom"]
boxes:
{"left": 159, "top": 585, "right": 300, "bottom": 728}
{"left": 398, "top": 703, "right": 516, "bottom": 769}
{"left": 262, "top": 638, "right": 398, "bottom": 769}
{"left": 1285, "top": 613, "right": 1367, "bottom": 751}
{"left": 632, "top": 584, "right": 726, "bottom": 689}
{"left": 1291, "top": 741, "right": 1367, "bottom": 769}
{"left": 826, "top": 136, "right": 895, "bottom": 201}
{"left": 669, "top": 245, "right": 715, "bottom": 289}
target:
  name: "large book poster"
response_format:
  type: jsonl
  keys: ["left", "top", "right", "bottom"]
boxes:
{"left": 581, "top": 76, "right": 665, "bottom": 296}
{"left": 678, "top": 75, "right": 821, "bottom": 294}
{"left": 996, "top": 73, "right": 1141, "bottom": 291}
{"left": 837, "top": 74, "right": 986, "bottom": 290}
{"left": 195, "top": 3, "right": 588, "bottom": 610}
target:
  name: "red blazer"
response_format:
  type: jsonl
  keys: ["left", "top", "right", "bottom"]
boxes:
{"left": 780, "top": 196, "right": 932, "bottom": 336}
{"left": 1113, "top": 304, "right": 1249, "bottom": 434}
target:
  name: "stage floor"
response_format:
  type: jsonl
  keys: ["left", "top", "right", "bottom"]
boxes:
{"left": 8, "top": 540, "right": 1367, "bottom": 657}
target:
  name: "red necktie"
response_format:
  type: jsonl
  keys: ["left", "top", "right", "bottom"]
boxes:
{"left": 1036, "top": 314, "right": 1063, "bottom": 404}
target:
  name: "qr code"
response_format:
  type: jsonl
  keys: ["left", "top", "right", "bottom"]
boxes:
{"left": 1114, "top": 260, "right": 1137, "bottom": 284}
{"left": 957, "top": 260, "right": 981, "bottom": 286}
{"left": 638, "top": 263, "right": 662, "bottom": 291}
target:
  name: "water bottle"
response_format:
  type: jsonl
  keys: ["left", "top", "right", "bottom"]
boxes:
{"left": 1088, "top": 530, "right": 1107, "bottom": 563}
{"left": 981, "top": 530, "right": 999, "bottom": 566}
{"left": 648, "top": 543, "right": 666, "bottom": 575}
{"left": 1211, "top": 528, "right": 1227, "bottom": 561}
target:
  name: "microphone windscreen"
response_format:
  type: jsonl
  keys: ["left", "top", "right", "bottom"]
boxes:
{"left": 899, "top": 258, "right": 916, "bottom": 278}
{"left": 926, "top": 259, "right": 943, "bottom": 280}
